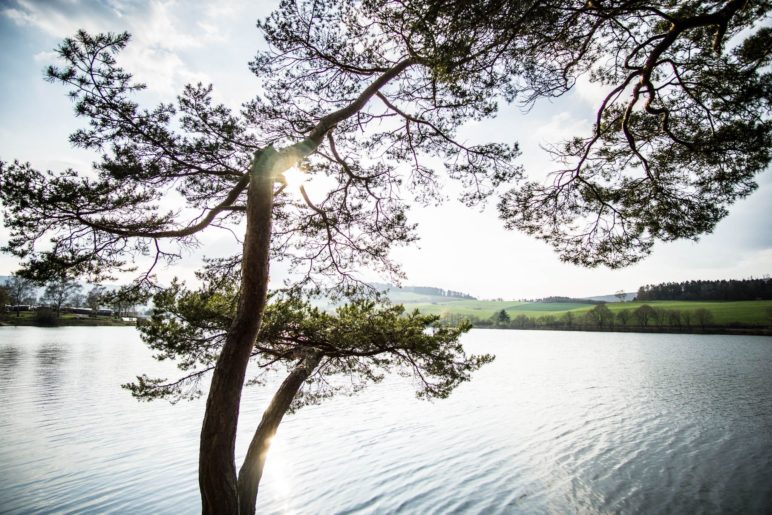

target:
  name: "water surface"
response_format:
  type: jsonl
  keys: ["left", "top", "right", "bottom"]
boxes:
{"left": 0, "top": 327, "right": 770, "bottom": 513}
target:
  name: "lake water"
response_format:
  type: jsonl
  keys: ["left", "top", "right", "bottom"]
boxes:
{"left": 0, "top": 327, "right": 770, "bottom": 514}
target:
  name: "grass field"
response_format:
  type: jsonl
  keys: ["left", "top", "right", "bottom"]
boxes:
{"left": 409, "top": 299, "right": 772, "bottom": 326}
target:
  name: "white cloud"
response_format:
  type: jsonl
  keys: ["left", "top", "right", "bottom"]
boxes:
{"left": 119, "top": 44, "right": 210, "bottom": 98}
{"left": 135, "top": 1, "right": 202, "bottom": 50}
{"left": 32, "top": 50, "right": 57, "bottom": 62}
{"left": 530, "top": 111, "right": 587, "bottom": 142}
{"left": 573, "top": 73, "right": 610, "bottom": 108}
{"left": 1, "top": 0, "right": 240, "bottom": 99}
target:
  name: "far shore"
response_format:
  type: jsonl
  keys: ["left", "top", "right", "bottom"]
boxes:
{"left": 471, "top": 324, "right": 772, "bottom": 337}
{"left": 2, "top": 315, "right": 769, "bottom": 337}
{"left": 0, "top": 314, "right": 136, "bottom": 328}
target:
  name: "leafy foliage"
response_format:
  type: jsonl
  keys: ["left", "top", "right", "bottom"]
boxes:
{"left": 125, "top": 279, "right": 491, "bottom": 409}
{"left": 0, "top": 31, "right": 258, "bottom": 285}
{"left": 491, "top": 0, "right": 772, "bottom": 266}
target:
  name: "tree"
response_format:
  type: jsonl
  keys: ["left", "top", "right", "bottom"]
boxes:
{"left": 539, "top": 314, "right": 557, "bottom": 327}
{"left": 633, "top": 304, "right": 657, "bottom": 327}
{"left": 4, "top": 273, "right": 36, "bottom": 317}
{"left": 70, "top": 293, "right": 86, "bottom": 308}
{"left": 0, "top": 20, "right": 516, "bottom": 511}
{"left": 87, "top": 285, "right": 106, "bottom": 316}
{"left": 652, "top": 307, "right": 667, "bottom": 327}
{"left": 694, "top": 308, "right": 715, "bottom": 329}
{"left": 513, "top": 314, "right": 531, "bottom": 329}
{"left": 586, "top": 303, "right": 614, "bottom": 328}
{"left": 1, "top": 1, "right": 769, "bottom": 512}
{"left": 666, "top": 309, "right": 682, "bottom": 328}
{"left": 491, "top": 309, "right": 511, "bottom": 326}
{"left": 41, "top": 275, "right": 82, "bottom": 318}
{"left": 681, "top": 310, "right": 693, "bottom": 328}
{"left": 616, "top": 309, "right": 632, "bottom": 327}
{"left": 111, "top": 296, "right": 135, "bottom": 318}
{"left": 126, "top": 279, "right": 491, "bottom": 512}
{"left": 562, "top": 311, "right": 576, "bottom": 328}
{"left": 615, "top": 291, "right": 627, "bottom": 303}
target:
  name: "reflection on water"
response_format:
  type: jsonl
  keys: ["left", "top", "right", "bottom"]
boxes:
{"left": 35, "top": 344, "right": 69, "bottom": 408}
{"left": 0, "top": 346, "right": 20, "bottom": 388}
{"left": 0, "top": 327, "right": 770, "bottom": 514}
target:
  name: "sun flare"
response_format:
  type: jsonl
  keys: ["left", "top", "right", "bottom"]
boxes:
{"left": 282, "top": 167, "right": 307, "bottom": 192}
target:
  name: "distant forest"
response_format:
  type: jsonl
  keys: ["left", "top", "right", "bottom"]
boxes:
{"left": 373, "top": 283, "right": 477, "bottom": 300}
{"left": 401, "top": 286, "right": 476, "bottom": 299}
{"left": 537, "top": 296, "right": 601, "bottom": 305}
{"left": 636, "top": 277, "right": 772, "bottom": 301}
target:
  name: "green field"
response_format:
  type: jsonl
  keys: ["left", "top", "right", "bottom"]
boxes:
{"left": 409, "top": 299, "right": 772, "bottom": 326}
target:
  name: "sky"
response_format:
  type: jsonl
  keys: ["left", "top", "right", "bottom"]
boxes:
{"left": 0, "top": 0, "right": 770, "bottom": 300}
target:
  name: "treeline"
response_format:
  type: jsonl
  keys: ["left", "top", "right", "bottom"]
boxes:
{"left": 440, "top": 304, "right": 765, "bottom": 332}
{"left": 1, "top": 274, "right": 137, "bottom": 323}
{"left": 402, "top": 286, "right": 476, "bottom": 299}
{"left": 373, "top": 283, "right": 477, "bottom": 299}
{"left": 637, "top": 277, "right": 772, "bottom": 301}
{"left": 537, "top": 296, "right": 600, "bottom": 304}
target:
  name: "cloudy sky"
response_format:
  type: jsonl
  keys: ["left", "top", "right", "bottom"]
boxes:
{"left": 1, "top": 0, "right": 770, "bottom": 299}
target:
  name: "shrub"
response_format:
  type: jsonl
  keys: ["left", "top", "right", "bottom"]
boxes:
{"left": 33, "top": 308, "right": 59, "bottom": 327}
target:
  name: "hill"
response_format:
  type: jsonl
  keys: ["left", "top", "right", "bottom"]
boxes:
{"left": 372, "top": 283, "right": 476, "bottom": 304}
{"left": 581, "top": 292, "right": 637, "bottom": 303}
{"left": 409, "top": 298, "right": 772, "bottom": 327}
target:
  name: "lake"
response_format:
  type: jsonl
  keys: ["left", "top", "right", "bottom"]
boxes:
{"left": 0, "top": 327, "right": 770, "bottom": 514}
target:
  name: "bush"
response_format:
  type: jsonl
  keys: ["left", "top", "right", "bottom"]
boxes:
{"left": 33, "top": 309, "right": 59, "bottom": 327}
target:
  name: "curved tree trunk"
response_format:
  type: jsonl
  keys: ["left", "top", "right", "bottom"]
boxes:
{"left": 237, "top": 351, "right": 323, "bottom": 515}
{"left": 196, "top": 59, "right": 414, "bottom": 513}
{"left": 199, "top": 148, "right": 277, "bottom": 515}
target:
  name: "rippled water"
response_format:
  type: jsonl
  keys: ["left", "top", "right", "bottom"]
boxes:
{"left": 0, "top": 327, "right": 770, "bottom": 514}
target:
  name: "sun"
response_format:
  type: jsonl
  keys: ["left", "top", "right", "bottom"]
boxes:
{"left": 282, "top": 167, "right": 307, "bottom": 192}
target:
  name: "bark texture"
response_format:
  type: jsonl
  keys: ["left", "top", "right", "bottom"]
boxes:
{"left": 237, "top": 352, "right": 323, "bottom": 515}
{"left": 199, "top": 148, "right": 277, "bottom": 515}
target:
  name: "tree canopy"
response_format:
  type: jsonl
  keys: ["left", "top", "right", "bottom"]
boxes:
{"left": 491, "top": 0, "right": 770, "bottom": 266}
{"left": 2, "top": 1, "right": 770, "bottom": 281}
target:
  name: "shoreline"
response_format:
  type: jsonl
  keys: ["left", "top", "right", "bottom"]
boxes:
{"left": 469, "top": 324, "right": 772, "bottom": 337}
{"left": 2, "top": 318, "right": 768, "bottom": 336}
{"left": 0, "top": 317, "right": 135, "bottom": 328}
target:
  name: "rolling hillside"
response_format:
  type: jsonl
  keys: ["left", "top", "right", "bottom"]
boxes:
{"left": 409, "top": 299, "right": 772, "bottom": 326}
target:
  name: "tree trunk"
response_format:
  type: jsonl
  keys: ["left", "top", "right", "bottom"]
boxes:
{"left": 196, "top": 60, "right": 410, "bottom": 513}
{"left": 199, "top": 148, "right": 277, "bottom": 514}
{"left": 237, "top": 351, "right": 322, "bottom": 515}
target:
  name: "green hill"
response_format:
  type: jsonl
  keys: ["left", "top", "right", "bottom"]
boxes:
{"left": 410, "top": 299, "right": 772, "bottom": 326}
